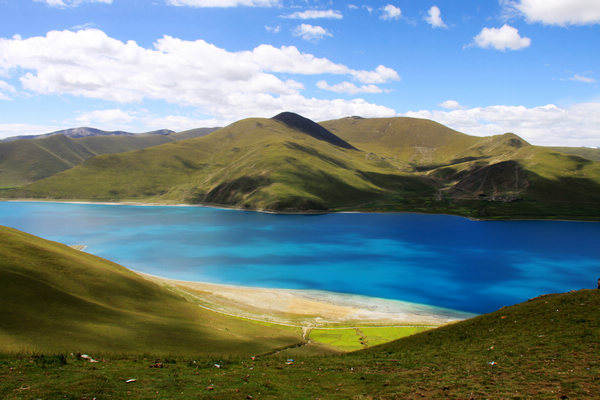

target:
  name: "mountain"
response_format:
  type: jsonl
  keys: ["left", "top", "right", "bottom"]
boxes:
{"left": 6, "top": 114, "right": 437, "bottom": 211}
{"left": 4, "top": 113, "right": 600, "bottom": 220}
{"left": 323, "top": 116, "right": 600, "bottom": 218}
{"left": 549, "top": 146, "right": 600, "bottom": 162}
{"left": 0, "top": 127, "right": 219, "bottom": 188}
{"left": 272, "top": 112, "right": 356, "bottom": 150}
{"left": 1, "top": 127, "right": 175, "bottom": 142}
{"left": 0, "top": 225, "right": 300, "bottom": 356}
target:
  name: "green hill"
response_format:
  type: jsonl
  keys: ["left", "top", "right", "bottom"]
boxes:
{"left": 0, "top": 226, "right": 302, "bottom": 357}
{"left": 549, "top": 146, "right": 600, "bottom": 162}
{"left": 1, "top": 265, "right": 597, "bottom": 398}
{"left": 0, "top": 128, "right": 218, "bottom": 188}
{"left": 4, "top": 113, "right": 600, "bottom": 220}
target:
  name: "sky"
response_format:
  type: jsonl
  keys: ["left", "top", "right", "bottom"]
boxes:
{"left": 0, "top": 0, "right": 599, "bottom": 147}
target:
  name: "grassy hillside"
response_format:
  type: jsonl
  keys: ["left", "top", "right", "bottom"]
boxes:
{"left": 549, "top": 146, "right": 600, "bottom": 162}
{"left": 5, "top": 114, "right": 600, "bottom": 219}
{"left": 1, "top": 286, "right": 597, "bottom": 398}
{"left": 0, "top": 134, "right": 94, "bottom": 188}
{"left": 0, "top": 226, "right": 302, "bottom": 357}
{"left": 0, "top": 128, "right": 218, "bottom": 188}
{"left": 9, "top": 116, "right": 438, "bottom": 211}
{"left": 324, "top": 116, "right": 600, "bottom": 219}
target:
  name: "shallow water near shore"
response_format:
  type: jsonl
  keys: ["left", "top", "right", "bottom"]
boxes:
{"left": 1, "top": 201, "right": 599, "bottom": 314}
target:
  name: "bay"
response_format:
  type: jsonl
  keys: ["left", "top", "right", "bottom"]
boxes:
{"left": 1, "top": 201, "right": 599, "bottom": 314}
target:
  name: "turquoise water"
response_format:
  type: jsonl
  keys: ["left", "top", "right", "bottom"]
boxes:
{"left": 1, "top": 201, "right": 599, "bottom": 314}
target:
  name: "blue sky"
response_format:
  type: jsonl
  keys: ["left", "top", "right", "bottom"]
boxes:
{"left": 0, "top": 0, "right": 599, "bottom": 146}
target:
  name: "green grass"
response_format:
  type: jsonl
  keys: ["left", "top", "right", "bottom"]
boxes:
{"left": 309, "top": 329, "right": 365, "bottom": 351}
{"left": 1, "top": 289, "right": 598, "bottom": 399}
{"left": 0, "top": 226, "right": 303, "bottom": 357}
{"left": 549, "top": 146, "right": 600, "bottom": 162}
{"left": 1, "top": 226, "right": 599, "bottom": 398}
{"left": 307, "top": 326, "right": 433, "bottom": 352}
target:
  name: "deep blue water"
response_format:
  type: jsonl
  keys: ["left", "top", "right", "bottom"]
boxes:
{"left": 1, "top": 201, "right": 599, "bottom": 314}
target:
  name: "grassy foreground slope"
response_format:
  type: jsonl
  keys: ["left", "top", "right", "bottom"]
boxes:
{"left": 7, "top": 113, "right": 600, "bottom": 219}
{"left": 1, "top": 288, "right": 597, "bottom": 399}
{"left": 0, "top": 226, "right": 301, "bottom": 356}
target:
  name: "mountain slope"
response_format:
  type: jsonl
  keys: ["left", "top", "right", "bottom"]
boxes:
{"left": 0, "top": 134, "right": 95, "bottom": 188}
{"left": 5, "top": 113, "right": 600, "bottom": 219}
{"left": 0, "top": 128, "right": 218, "bottom": 188}
{"left": 549, "top": 146, "right": 600, "bottom": 162}
{"left": 323, "top": 116, "right": 600, "bottom": 218}
{"left": 0, "top": 226, "right": 301, "bottom": 356}
{"left": 1, "top": 286, "right": 597, "bottom": 398}
{"left": 272, "top": 112, "right": 356, "bottom": 150}
{"left": 10, "top": 115, "right": 438, "bottom": 211}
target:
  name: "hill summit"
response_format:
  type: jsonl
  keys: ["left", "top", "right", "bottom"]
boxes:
{"left": 272, "top": 112, "right": 356, "bottom": 150}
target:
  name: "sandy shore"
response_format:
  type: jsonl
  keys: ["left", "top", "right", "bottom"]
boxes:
{"left": 138, "top": 272, "right": 475, "bottom": 327}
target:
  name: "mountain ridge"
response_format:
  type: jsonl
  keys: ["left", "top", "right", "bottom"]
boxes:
{"left": 272, "top": 112, "right": 356, "bottom": 150}
{"left": 3, "top": 113, "right": 599, "bottom": 220}
{"left": 1, "top": 127, "right": 176, "bottom": 142}
{"left": 0, "top": 127, "right": 219, "bottom": 188}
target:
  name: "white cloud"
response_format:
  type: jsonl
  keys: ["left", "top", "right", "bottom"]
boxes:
{"left": 317, "top": 80, "right": 383, "bottom": 94}
{"left": 0, "top": 29, "right": 397, "bottom": 124}
{"left": 350, "top": 65, "right": 400, "bottom": 84}
{"left": 472, "top": 24, "right": 531, "bottom": 51}
{"left": 404, "top": 102, "right": 600, "bottom": 147}
{"left": 506, "top": 0, "right": 600, "bottom": 26}
{"left": 293, "top": 24, "right": 332, "bottom": 42}
{"left": 425, "top": 6, "right": 447, "bottom": 28}
{"left": 166, "top": 0, "right": 279, "bottom": 7}
{"left": 75, "top": 108, "right": 136, "bottom": 128}
{"left": 35, "top": 0, "right": 112, "bottom": 7}
{"left": 265, "top": 25, "right": 281, "bottom": 33}
{"left": 249, "top": 45, "right": 399, "bottom": 83}
{"left": 0, "top": 80, "right": 16, "bottom": 100}
{"left": 438, "top": 100, "right": 463, "bottom": 110}
{"left": 570, "top": 74, "right": 596, "bottom": 83}
{"left": 380, "top": 4, "right": 401, "bottom": 20}
{"left": 145, "top": 115, "right": 223, "bottom": 131}
{"left": 282, "top": 10, "right": 343, "bottom": 20}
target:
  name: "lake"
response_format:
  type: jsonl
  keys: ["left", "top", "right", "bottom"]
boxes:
{"left": 1, "top": 201, "right": 599, "bottom": 314}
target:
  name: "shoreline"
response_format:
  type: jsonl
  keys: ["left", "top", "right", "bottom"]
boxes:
{"left": 5, "top": 198, "right": 599, "bottom": 222}
{"left": 137, "top": 271, "right": 476, "bottom": 327}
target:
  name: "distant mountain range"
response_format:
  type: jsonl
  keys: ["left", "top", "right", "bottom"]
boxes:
{"left": 2, "top": 113, "right": 599, "bottom": 220}
{"left": 2, "top": 127, "right": 176, "bottom": 142}
{"left": 0, "top": 126, "right": 219, "bottom": 187}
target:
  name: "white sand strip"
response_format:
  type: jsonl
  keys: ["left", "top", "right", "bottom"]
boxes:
{"left": 138, "top": 272, "right": 475, "bottom": 327}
